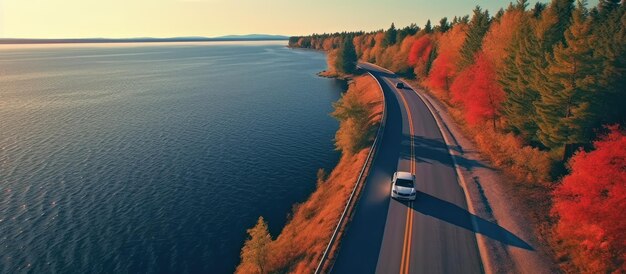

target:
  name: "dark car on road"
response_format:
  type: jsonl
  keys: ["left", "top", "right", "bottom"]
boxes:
{"left": 396, "top": 82, "right": 404, "bottom": 89}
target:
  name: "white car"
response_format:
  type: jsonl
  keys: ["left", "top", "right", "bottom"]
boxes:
{"left": 391, "top": 171, "right": 417, "bottom": 201}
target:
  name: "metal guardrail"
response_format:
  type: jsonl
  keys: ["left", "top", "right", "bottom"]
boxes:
{"left": 314, "top": 67, "right": 387, "bottom": 274}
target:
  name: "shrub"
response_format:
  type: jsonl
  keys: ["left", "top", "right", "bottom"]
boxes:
{"left": 331, "top": 77, "right": 381, "bottom": 154}
{"left": 552, "top": 126, "right": 626, "bottom": 273}
{"left": 472, "top": 124, "right": 552, "bottom": 184}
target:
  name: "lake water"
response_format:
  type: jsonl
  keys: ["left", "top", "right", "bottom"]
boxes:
{"left": 0, "top": 41, "right": 342, "bottom": 273}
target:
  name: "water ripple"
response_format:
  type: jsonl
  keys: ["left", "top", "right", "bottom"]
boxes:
{"left": 0, "top": 41, "right": 340, "bottom": 273}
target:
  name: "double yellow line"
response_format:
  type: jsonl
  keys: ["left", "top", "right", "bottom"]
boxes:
{"left": 395, "top": 81, "right": 415, "bottom": 274}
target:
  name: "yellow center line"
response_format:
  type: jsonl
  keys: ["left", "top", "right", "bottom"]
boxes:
{"left": 401, "top": 207, "right": 413, "bottom": 274}
{"left": 395, "top": 81, "right": 415, "bottom": 274}
{"left": 400, "top": 200, "right": 411, "bottom": 273}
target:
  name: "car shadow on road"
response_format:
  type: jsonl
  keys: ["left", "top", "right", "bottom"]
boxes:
{"left": 400, "top": 192, "right": 533, "bottom": 250}
{"left": 399, "top": 135, "right": 492, "bottom": 171}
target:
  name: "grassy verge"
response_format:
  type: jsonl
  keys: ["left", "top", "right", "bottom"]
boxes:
{"left": 236, "top": 75, "right": 383, "bottom": 274}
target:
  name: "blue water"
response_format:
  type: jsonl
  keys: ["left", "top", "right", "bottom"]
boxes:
{"left": 0, "top": 41, "right": 342, "bottom": 273}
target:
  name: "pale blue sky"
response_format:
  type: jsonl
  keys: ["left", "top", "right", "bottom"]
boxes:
{"left": 0, "top": 0, "right": 600, "bottom": 39}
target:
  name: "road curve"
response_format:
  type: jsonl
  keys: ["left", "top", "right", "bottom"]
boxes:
{"left": 330, "top": 63, "right": 482, "bottom": 274}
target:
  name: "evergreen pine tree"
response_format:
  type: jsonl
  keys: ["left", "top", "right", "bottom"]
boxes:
{"left": 594, "top": 2, "right": 626, "bottom": 127}
{"left": 438, "top": 17, "right": 450, "bottom": 33}
{"left": 336, "top": 36, "right": 357, "bottom": 74}
{"left": 461, "top": 15, "right": 471, "bottom": 24}
{"left": 499, "top": 14, "right": 543, "bottom": 143}
{"left": 526, "top": 0, "right": 575, "bottom": 146}
{"left": 458, "top": 6, "right": 491, "bottom": 69}
{"left": 383, "top": 23, "right": 397, "bottom": 46}
{"left": 495, "top": 8, "right": 505, "bottom": 20}
{"left": 425, "top": 19, "right": 433, "bottom": 33}
{"left": 452, "top": 16, "right": 460, "bottom": 25}
{"left": 398, "top": 23, "right": 419, "bottom": 41}
{"left": 534, "top": 1, "right": 602, "bottom": 160}
{"left": 532, "top": 2, "right": 547, "bottom": 18}
{"left": 598, "top": 0, "right": 621, "bottom": 16}
{"left": 425, "top": 45, "right": 438, "bottom": 78}
{"left": 535, "top": 0, "right": 574, "bottom": 54}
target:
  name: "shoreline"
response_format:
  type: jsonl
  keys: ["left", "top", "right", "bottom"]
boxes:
{"left": 0, "top": 38, "right": 288, "bottom": 45}
{"left": 235, "top": 71, "right": 384, "bottom": 273}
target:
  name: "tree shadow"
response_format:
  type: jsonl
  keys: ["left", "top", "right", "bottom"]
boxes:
{"left": 399, "top": 134, "right": 492, "bottom": 171}
{"left": 400, "top": 192, "right": 534, "bottom": 250}
{"left": 358, "top": 67, "right": 397, "bottom": 79}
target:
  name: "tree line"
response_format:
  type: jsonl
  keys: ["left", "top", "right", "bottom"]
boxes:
{"left": 289, "top": 0, "right": 625, "bottom": 272}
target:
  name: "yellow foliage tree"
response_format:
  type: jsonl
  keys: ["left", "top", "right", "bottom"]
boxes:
{"left": 236, "top": 217, "right": 272, "bottom": 274}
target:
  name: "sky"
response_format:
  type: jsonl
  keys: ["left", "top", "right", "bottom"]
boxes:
{"left": 0, "top": 0, "right": 600, "bottom": 39}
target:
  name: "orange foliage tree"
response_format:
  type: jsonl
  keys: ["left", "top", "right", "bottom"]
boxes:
{"left": 425, "top": 23, "right": 467, "bottom": 96}
{"left": 379, "top": 43, "right": 410, "bottom": 74}
{"left": 322, "top": 49, "right": 339, "bottom": 77}
{"left": 370, "top": 32, "right": 386, "bottom": 63}
{"left": 360, "top": 34, "right": 376, "bottom": 62}
{"left": 236, "top": 217, "right": 272, "bottom": 274}
{"left": 386, "top": 34, "right": 416, "bottom": 74}
{"left": 322, "top": 38, "right": 334, "bottom": 51}
{"left": 552, "top": 126, "right": 626, "bottom": 273}
{"left": 353, "top": 35, "right": 364, "bottom": 57}
{"left": 481, "top": 8, "right": 523, "bottom": 71}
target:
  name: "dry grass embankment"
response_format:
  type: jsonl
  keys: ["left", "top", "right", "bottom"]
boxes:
{"left": 236, "top": 75, "right": 383, "bottom": 274}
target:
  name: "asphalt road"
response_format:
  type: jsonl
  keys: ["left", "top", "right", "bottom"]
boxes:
{"left": 330, "top": 63, "right": 483, "bottom": 274}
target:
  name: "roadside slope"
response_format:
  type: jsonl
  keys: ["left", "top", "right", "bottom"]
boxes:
{"left": 236, "top": 75, "right": 383, "bottom": 274}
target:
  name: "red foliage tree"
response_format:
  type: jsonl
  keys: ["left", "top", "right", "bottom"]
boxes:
{"left": 408, "top": 36, "right": 432, "bottom": 65}
{"left": 427, "top": 53, "right": 454, "bottom": 91}
{"left": 450, "top": 62, "right": 473, "bottom": 105}
{"left": 408, "top": 35, "right": 433, "bottom": 79}
{"left": 450, "top": 53, "right": 505, "bottom": 128}
{"left": 553, "top": 126, "right": 626, "bottom": 273}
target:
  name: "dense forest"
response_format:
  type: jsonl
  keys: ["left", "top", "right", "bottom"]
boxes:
{"left": 289, "top": 0, "right": 625, "bottom": 272}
